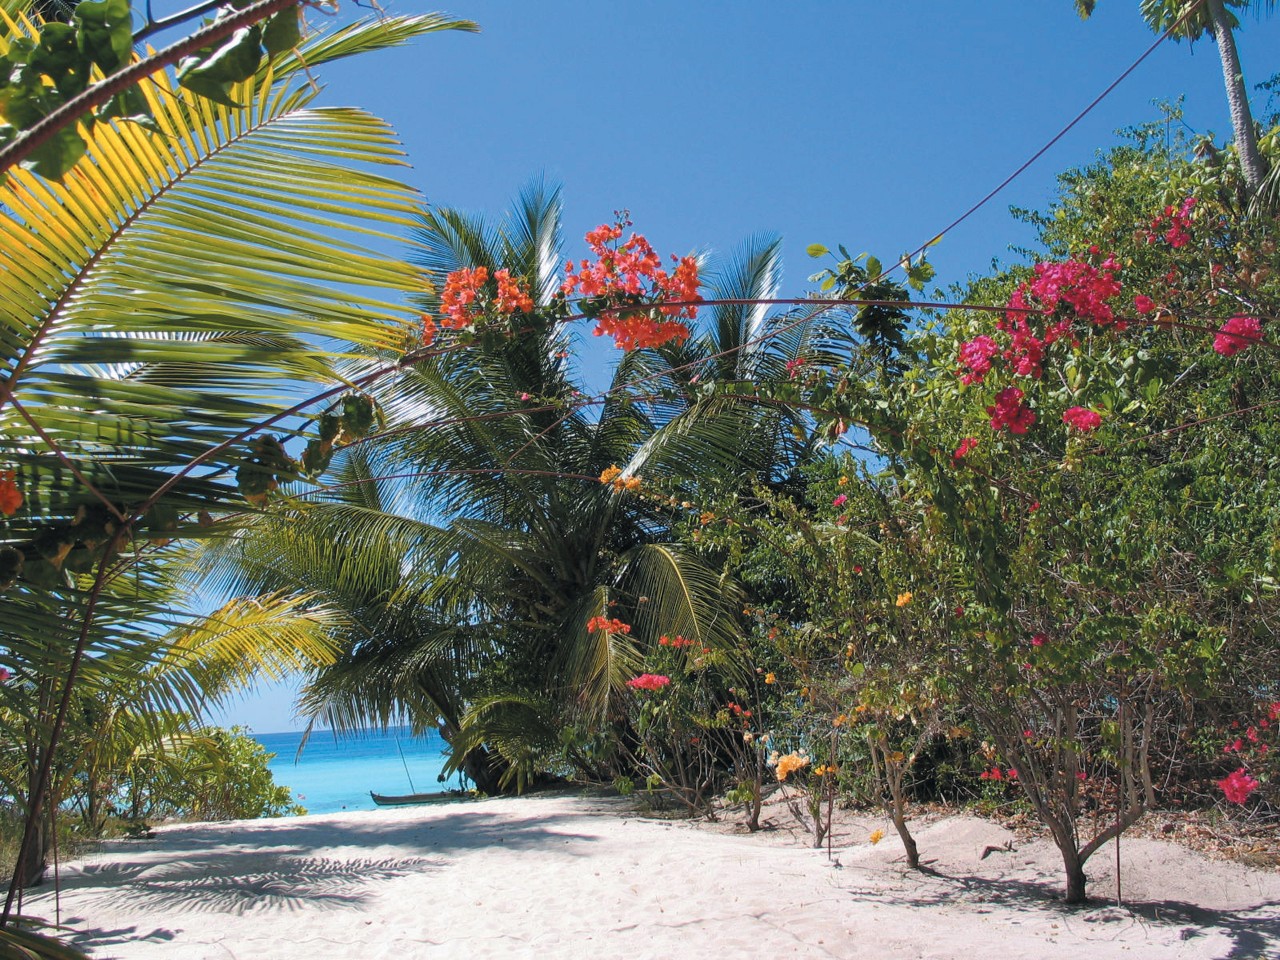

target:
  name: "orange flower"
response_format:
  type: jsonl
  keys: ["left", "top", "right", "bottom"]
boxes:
{"left": 774, "top": 751, "right": 810, "bottom": 782}
{"left": 0, "top": 471, "right": 22, "bottom": 516}
{"left": 869, "top": 829, "right": 885, "bottom": 845}
{"left": 895, "top": 591, "right": 913, "bottom": 607}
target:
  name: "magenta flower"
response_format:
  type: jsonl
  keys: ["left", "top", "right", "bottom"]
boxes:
{"left": 1213, "top": 315, "right": 1262, "bottom": 357}
{"left": 987, "top": 387, "right": 1035, "bottom": 434}
{"left": 626, "top": 673, "right": 671, "bottom": 692}
{"left": 1062, "top": 406, "right": 1102, "bottom": 432}
{"left": 832, "top": 494, "right": 847, "bottom": 507}
{"left": 1133, "top": 295, "right": 1155, "bottom": 315}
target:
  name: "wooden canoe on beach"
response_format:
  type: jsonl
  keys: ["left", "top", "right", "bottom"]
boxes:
{"left": 369, "top": 790, "right": 462, "bottom": 807}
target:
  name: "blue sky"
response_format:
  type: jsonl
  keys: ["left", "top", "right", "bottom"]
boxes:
{"left": 214, "top": 0, "right": 1280, "bottom": 733}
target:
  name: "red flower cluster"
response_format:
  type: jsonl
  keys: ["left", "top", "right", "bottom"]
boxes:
{"left": 986, "top": 387, "right": 1035, "bottom": 435}
{"left": 658, "top": 635, "right": 695, "bottom": 648}
{"left": 952, "top": 436, "right": 978, "bottom": 464}
{"left": 1218, "top": 767, "right": 1259, "bottom": 805}
{"left": 626, "top": 673, "right": 671, "bottom": 692}
{"left": 562, "top": 217, "right": 699, "bottom": 351}
{"left": 1061, "top": 406, "right": 1102, "bottom": 432}
{"left": 0, "top": 470, "right": 22, "bottom": 516}
{"left": 432, "top": 265, "right": 537, "bottom": 343}
{"left": 727, "top": 702, "right": 753, "bottom": 719}
{"left": 587, "top": 616, "right": 632, "bottom": 635}
{"left": 1146, "top": 196, "right": 1196, "bottom": 249}
{"left": 979, "top": 766, "right": 1018, "bottom": 781}
{"left": 1213, "top": 315, "right": 1263, "bottom": 357}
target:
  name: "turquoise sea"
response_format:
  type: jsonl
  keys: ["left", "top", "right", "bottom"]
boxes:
{"left": 254, "top": 726, "right": 461, "bottom": 816}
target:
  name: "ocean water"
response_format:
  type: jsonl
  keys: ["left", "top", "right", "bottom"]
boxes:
{"left": 254, "top": 726, "right": 462, "bottom": 816}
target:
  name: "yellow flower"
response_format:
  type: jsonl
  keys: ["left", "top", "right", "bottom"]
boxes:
{"left": 869, "top": 829, "right": 885, "bottom": 845}
{"left": 895, "top": 591, "right": 913, "bottom": 607}
{"left": 764, "top": 672, "right": 777, "bottom": 685}
{"left": 622, "top": 475, "right": 641, "bottom": 492}
{"left": 838, "top": 476, "right": 848, "bottom": 486}
{"left": 813, "top": 763, "right": 838, "bottom": 777}
{"left": 599, "top": 465, "right": 622, "bottom": 485}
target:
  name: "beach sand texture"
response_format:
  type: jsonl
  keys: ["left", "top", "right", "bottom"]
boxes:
{"left": 24, "top": 793, "right": 1280, "bottom": 959}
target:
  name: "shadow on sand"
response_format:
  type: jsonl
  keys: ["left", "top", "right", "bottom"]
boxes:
{"left": 861, "top": 867, "right": 1280, "bottom": 960}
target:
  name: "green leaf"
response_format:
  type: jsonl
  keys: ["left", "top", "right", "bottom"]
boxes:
{"left": 178, "top": 25, "right": 264, "bottom": 105}
{"left": 74, "top": 0, "right": 133, "bottom": 72}
{"left": 865, "top": 255, "right": 882, "bottom": 280}
{"left": 25, "top": 124, "right": 87, "bottom": 178}
{"left": 263, "top": 8, "right": 302, "bottom": 57}
{"left": 806, "top": 243, "right": 829, "bottom": 258}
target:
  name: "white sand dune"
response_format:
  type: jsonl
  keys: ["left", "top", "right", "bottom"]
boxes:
{"left": 23, "top": 792, "right": 1280, "bottom": 959}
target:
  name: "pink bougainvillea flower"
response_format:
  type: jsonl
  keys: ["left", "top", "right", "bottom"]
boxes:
{"left": 0, "top": 667, "right": 11, "bottom": 683}
{"left": 1030, "top": 634, "right": 1047, "bottom": 647}
{"left": 1213, "top": 315, "right": 1262, "bottom": 357}
{"left": 987, "top": 387, "right": 1035, "bottom": 434}
{"left": 832, "top": 494, "right": 848, "bottom": 507}
{"left": 1217, "top": 767, "right": 1259, "bottom": 805}
{"left": 1062, "top": 406, "right": 1102, "bottom": 432}
{"left": 626, "top": 673, "right": 671, "bottom": 692}
{"left": 1133, "top": 295, "right": 1155, "bottom": 315}
{"left": 957, "top": 335, "right": 1000, "bottom": 385}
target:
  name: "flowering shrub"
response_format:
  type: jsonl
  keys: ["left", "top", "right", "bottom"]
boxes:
{"left": 1211, "top": 701, "right": 1277, "bottom": 809}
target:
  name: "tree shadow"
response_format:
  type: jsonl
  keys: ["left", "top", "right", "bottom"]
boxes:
{"left": 32, "top": 807, "right": 602, "bottom": 920}
{"left": 57, "top": 854, "right": 441, "bottom": 915}
{"left": 863, "top": 868, "right": 1280, "bottom": 960}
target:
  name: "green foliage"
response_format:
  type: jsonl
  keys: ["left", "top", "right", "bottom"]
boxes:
{"left": 118, "top": 726, "right": 303, "bottom": 825}
{"left": 0, "top": 0, "right": 308, "bottom": 179}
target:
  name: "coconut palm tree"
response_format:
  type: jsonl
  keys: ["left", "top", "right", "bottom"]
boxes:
{"left": 1076, "top": 0, "right": 1275, "bottom": 194}
{"left": 0, "top": 4, "right": 474, "bottom": 919}
{"left": 188, "top": 183, "right": 787, "bottom": 791}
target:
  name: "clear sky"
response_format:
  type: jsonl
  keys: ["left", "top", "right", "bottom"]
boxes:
{"left": 212, "top": 0, "right": 1280, "bottom": 734}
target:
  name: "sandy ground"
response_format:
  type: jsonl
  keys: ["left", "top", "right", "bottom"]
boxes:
{"left": 20, "top": 791, "right": 1280, "bottom": 960}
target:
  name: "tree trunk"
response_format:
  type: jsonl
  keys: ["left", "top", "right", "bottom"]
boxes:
{"left": 1063, "top": 848, "right": 1088, "bottom": 905}
{"left": 891, "top": 809, "right": 920, "bottom": 869}
{"left": 1206, "top": 0, "right": 1268, "bottom": 194}
{"left": 456, "top": 742, "right": 510, "bottom": 795}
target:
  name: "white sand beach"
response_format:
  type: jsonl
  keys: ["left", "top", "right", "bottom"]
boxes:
{"left": 23, "top": 793, "right": 1280, "bottom": 959}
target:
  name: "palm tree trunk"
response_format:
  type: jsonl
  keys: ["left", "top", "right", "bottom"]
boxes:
{"left": 1205, "top": 0, "right": 1268, "bottom": 194}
